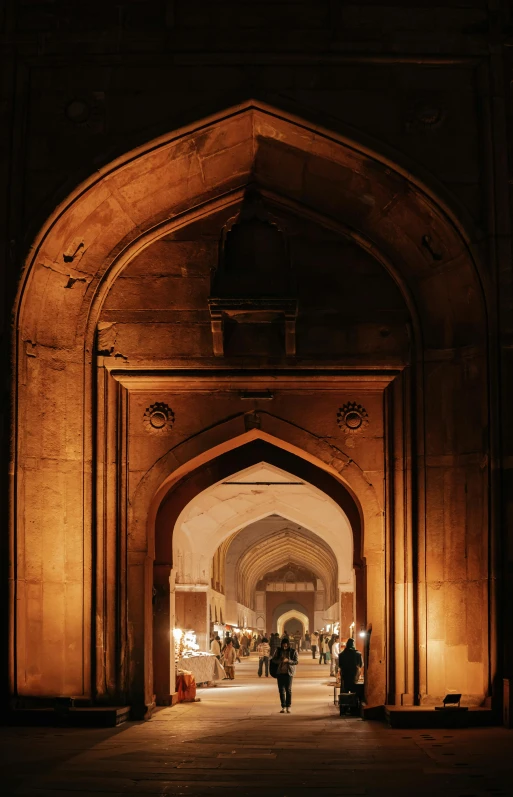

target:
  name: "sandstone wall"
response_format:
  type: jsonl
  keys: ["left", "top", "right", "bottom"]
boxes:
{"left": 3, "top": 1, "right": 510, "bottom": 715}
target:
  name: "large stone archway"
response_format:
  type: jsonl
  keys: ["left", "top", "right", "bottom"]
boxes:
{"left": 151, "top": 439, "right": 366, "bottom": 711}
{"left": 11, "top": 101, "right": 491, "bottom": 720}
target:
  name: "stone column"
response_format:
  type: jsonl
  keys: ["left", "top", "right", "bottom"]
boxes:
{"left": 127, "top": 551, "right": 154, "bottom": 719}
{"left": 389, "top": 372, "right": 414, "bottom": 706}
{"left": 339, "top": 588, "right": 354, "bottom": 640}
{"left": 365, "top": 550, "right": 386, "bottom": 708}
{"left": 153, "top": 564, "right": 172, "bottom": 705}
{"left": 314, "top": 580, "right": 324, "bottom": 630}
{"left": 175, "top": 588, "right": 209, "bottom": 653}
{"left": 95, "top": 363, "right": 129, "bottom": 706}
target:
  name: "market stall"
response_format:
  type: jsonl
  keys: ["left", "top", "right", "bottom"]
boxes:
{"left": 177, "top": 652, "right": 226, "bottom": 684}
{"left": 174, "top": 628, "right": 226, "bottom": 692}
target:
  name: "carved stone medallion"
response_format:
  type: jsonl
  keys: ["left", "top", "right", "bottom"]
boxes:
{"left": 143, "top": 402, "right": 175, "bottom": 434}
{"left": 337, "top": 402, "right": 369, "bottom": 447}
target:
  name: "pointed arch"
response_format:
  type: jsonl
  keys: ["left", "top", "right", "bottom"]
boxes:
{"left": 277, "top": 610, "right": 310, "bottom": 637}
{"left": 150, "top": 432, "right": 365, "bottom": 569}
{"left": 10, "top": 99, "right": 491, "bottom": 717}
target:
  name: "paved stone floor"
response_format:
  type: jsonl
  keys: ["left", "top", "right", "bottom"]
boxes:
{"left": 2, "top": 653, "right": 513, "bottom": 796}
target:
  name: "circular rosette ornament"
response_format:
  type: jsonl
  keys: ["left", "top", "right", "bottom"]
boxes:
{"left": 337, "top": 402, "right": 369, "bottom": 447}
{"left": 143, "top": 402, "right": 175, "bottom": 434}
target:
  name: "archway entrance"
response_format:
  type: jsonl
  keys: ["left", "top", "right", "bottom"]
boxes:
{"left": 12, "top": 101, "right": 491, "bottom": 720}
{"left": 152, "top": 451, "right": 366, "bottom": 708}
{"left": 277, "top": 610, "right": 309, "bottom": 639}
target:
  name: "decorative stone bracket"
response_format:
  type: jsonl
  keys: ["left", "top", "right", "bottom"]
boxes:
{"left": 208, "top": 297, "right": 297, "bottom": 357}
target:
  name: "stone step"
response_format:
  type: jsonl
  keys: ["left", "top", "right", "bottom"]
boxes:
{"left": 384, "top": 705, "right": 497, "bottom": 729}
{"left": 9, "top": 705, "right": 131, "bottom": 728}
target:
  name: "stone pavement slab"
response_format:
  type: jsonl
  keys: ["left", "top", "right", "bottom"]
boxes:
{"left": 1, "top": 654, "right": 512, "bottom": 796}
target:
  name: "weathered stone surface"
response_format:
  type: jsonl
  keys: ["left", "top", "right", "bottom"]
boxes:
{"left": 4, "top": 2, "right": 511, "bottom": 725}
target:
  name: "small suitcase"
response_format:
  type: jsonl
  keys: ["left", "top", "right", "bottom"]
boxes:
{"left": 339, "top": 691, "right": 359, "bottom": 716}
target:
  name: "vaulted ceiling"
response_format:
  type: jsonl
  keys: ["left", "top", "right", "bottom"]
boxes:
{"left": 173, "top": 461, "right": 353, "bottom": 589}
{"left": 236, "top": 525, "right": 337, "bottom": 608}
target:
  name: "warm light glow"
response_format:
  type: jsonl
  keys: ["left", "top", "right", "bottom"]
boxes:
{"left": 359, "top": 631, "right": 366, "bottom": 638}
{"left": 173, "top": 628, "right": 183, "bottom": 641}
{"left": 183, "top": 630, "right": 200, "bottom": 651}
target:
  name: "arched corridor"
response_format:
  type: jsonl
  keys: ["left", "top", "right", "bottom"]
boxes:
{"left": 153, "top": 457, "right": 364, "bottom": 706}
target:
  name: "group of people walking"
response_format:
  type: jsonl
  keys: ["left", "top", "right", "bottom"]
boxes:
{"left": 209, "top": 630, "right": 276, "bottom": 679}
{"left": 210, "top": 628, "right": 362, "bottom": 713}
{"left": 309, "top": 631, "right": 342, "bottom": 676}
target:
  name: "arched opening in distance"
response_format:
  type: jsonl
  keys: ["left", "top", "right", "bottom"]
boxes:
{"left": 277, "top": 610, "right": 310, "bottom": 639}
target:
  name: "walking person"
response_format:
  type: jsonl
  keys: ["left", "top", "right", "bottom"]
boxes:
{"left": 311, "top": 630, "right": 319, "bottom": 660}
{"left": 318, "top": 633, "right": 326, "bottom": 664}
{"left": 222, "top": 638, "right": 237, "bottom": 680}
{"left": 232, "top": 633, "right": 241, "bottom": 663}
{"left": 257, "top": 636, "right": 271, "bottom": 677}
{"left": 338, "top": 638, "right": 363, "bottom": 692}
{"left": 271, "top": 638, "right": 298, "bottom": 713}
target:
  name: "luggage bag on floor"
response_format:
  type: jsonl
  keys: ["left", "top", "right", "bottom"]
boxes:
{"left": 339, "top": 691, "right": 359, "bottom": 716}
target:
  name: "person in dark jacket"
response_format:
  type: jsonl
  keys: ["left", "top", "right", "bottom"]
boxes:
{"left": 232, "top": 633, "right": 241, "bottom": 663}
{"left": 271, "top": 637, "right": 298, "bottom": 713}
{"left": 338, "top": 638, "right": 363, "bottom": 692}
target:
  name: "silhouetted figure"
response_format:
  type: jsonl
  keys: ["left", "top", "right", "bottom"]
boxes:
{"left": 338, "top": 638, "right": 363, "bottom": 692}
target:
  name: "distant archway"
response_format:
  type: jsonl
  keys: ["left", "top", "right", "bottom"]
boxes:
{"left": 277, "top": 610, "right": 309, "bottom": 637}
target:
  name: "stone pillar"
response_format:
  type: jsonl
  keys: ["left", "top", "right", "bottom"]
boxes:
{"left": 96, "top": 364, "right": 128, "bottom": 706}
{"left": 340, "top": 589, "right": 354, "bottom": 640}
{"left": 153, "top": 564, "right": 172, "bottom": 705}
{"left": 175, "top": 589, "right": 209, "bottom": 652}
{"left": 389, "top": 372, "right": 415, "bottom": 706}
{"left": 365, "top": 551, "right": 386, "bottom": 708}
{"left": 255, "top": 590, "right": 266, "bottom": 632}
{"left": 314, "top": 581, "right": 324, "bottom": 630}
{"left": 127, "top": 551, "right": 154, "bottom": 719}
{"left": 422, "top": 353, "right": 489, "bottom": 706}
